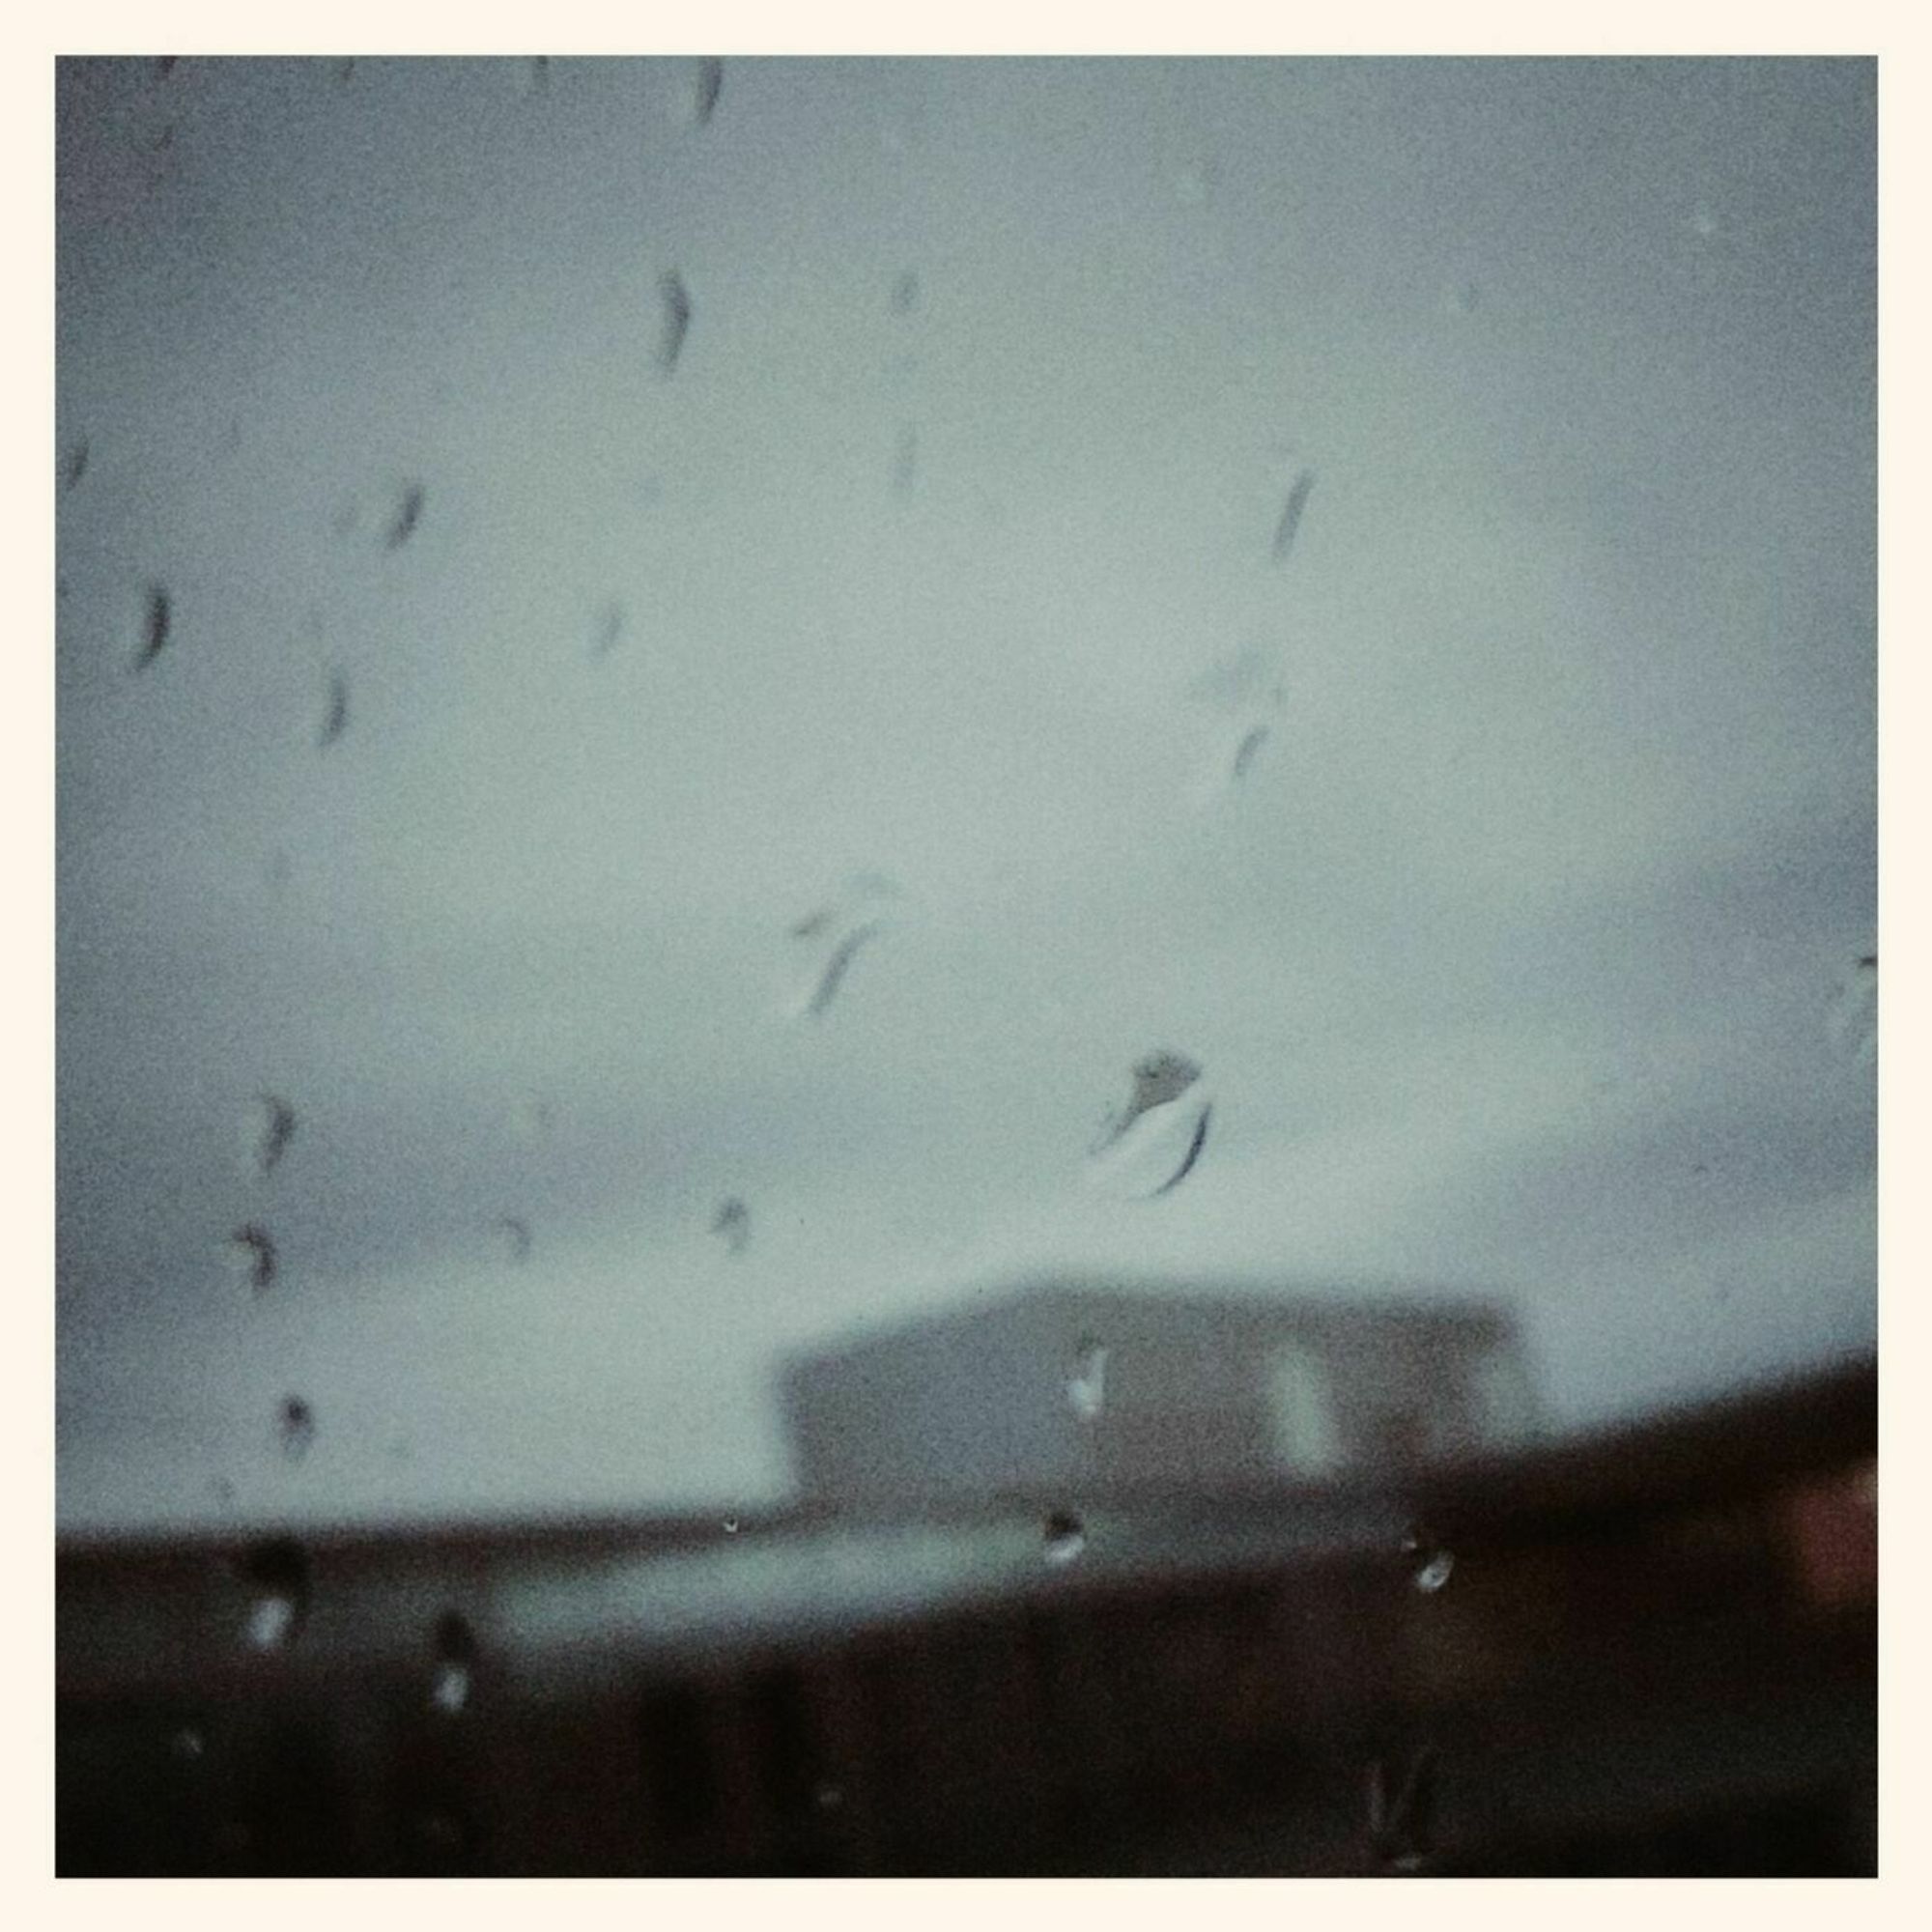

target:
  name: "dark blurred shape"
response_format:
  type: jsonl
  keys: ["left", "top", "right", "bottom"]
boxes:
{"left": 694, "top": 58, "right": 723, "bottom": 127}
{"left": 57, "top": 1351, "right": 1873, "bottom": 1875}
{"left": 384, "top": 483, "right": 425, "bottom": 551}
{"left": 133, "top": 582, "right": 170, "bottom": 670}
{"left": 656, "top": 271, "right": 692, "bottom": 376}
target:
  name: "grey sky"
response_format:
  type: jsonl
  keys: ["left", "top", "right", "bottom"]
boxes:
{"left": 56, "top": 55, "right": 1874, "bottom": 1532}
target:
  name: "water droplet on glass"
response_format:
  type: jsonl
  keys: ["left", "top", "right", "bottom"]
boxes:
{"left": 497, "top": 1216, "right": 533, "bottom": 1263}
{"left": 63, "top": 438, "right": 89, "bottom": 491}
{"left": 226, "top": 1224, "right": 277, "bottom": 1295}
{"left": 1271, "top": 469, "right": 1317, "bottom": 565}
{"left": 712, "top": 1197, "right": 751, "bottom": 1254}
{"left": 1066, "top": 1340, "right": 1108, "bottom": 1421}
{"left": 384, "top": 483, "right": 425, "bottom": 551}
{"left": 277, "top": 1397, "right": 315, "bottom": 1463}
{"left": 815, "top": 1782, "right": 844, "bottom": 1811}
{"left": 239, "top": 1539, "right": 309, "bottom": 1651}
{"left": 1229, "top": 723, "right": 1270, "bottom": 782}
{"left": 133, "top": 582, "right": 171, "bottom": 670}
{"left": 317, "top": 670, "right": 349, "bottom": 749}
{"left": 722, "top": 1517, "right": 740, "bottom": 1536}
{"left": 170, "top": 1726, "right": 205, "bottom": 1761}
{"left": 788, "top": 876, "right": 900, "bottom": 1019}
{"left": 245, "top": 1596, "right": 296, "bottom": 1650}
{"left": 1367, "top": 1747, "right": 1437, "bottom": 1871}
{"left": 1412, "top": 1551, "right": 1455, "bottom": 1594}
{"left": 1086, "top": 1051, "right": 1212, "bottom": 1199}
{"left": 592, "top": 598, "right": 627, "bottom": 658}
{"left": 1826, "top": 953, "right": 1877, "bottom": 1065}
{"left": 1403, "top": 1526, "right": 1454, "bottom": 1593}
{"left": 430, "top": 1611, "right": 476, "bottom": 1715}
{"left": 890, "top": 270, "right": 921, "bottom": 315}
{"left": 656, "top": 271, "right": 692, "bottom": 377}
{"left": 1043, "top": 1512, "right": 1086, "bottom": 1566}
{"left": 245, "top": 1094, "right": 298, "bottom": 1179}
{"left": 693, "top": 57, "right": 723, "bottom": 126}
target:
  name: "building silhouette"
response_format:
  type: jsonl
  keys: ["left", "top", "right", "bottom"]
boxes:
{"left": 780, "top": 1280, "right": 1539, "bottom": 1505}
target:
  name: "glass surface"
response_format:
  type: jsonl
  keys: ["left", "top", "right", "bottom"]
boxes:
{"left": 55, "top": 55, "right": 1876, "bottom": 1535}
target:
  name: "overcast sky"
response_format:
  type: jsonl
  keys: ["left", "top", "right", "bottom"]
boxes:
{"left": 55, "top": 55, "right": 1875, "bottom": 1533}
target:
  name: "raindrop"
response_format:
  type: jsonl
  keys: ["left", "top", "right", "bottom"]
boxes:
{"left": 226, "top": 1224, "right": 277, "bottom": 1295}
{"left": 133, "top": 582, "right": 171, "bottom": 671}
{"left": 1066, "top": 1340, "right": 1108, "bottom": 1422}
{"left": 815, "top": 1782, "right": 844, "bottom": 1811}
{"left": 1367, "top": 1746, "right": 1437, "bottom": 1871}
{"left": 384, "top": 483, "right": 425, "bottom": 551}
{"left": 722, "top": 1518, "right": 740, "bottom": 1536}
{"left": 245, "top": 1095, "right": 298, "bottom": 1179}
{"left": 62, "top": 438, "right": 89, "bottom": 492}
{"left": 1229, "top": 723, "right": 1269, "bottom": 781}
{"left": 693, "top": 57, "right": 723, "bottom": 127}
{"left": 277, "top": 1397, "right": 315, "bottom": 1463}
{"left": 245, "top": 1597, "right": 296, "bottom": 1650}
{"left": 1086, "top": 1051, "right": 1212, "bottom": 1199}
{"left": 656, "top": 271, "right": 692, "bottom": 376}
{"left": 170, "top": 1727, "right": 205, "bottom": 1761}
{"left": 317, "top": 671, "right": 349, "bottom": 749}
{"left": 890, "top": 270, "right": 921, "bottom": 315}
{"left": 1271, "top": 469, "right": 1317, "bottom": 565}
{"left": 788, "top": 875, "right": 900, "bottom": 1018}
{"left": 892, "top": 424, "right": 919, "bottom": 496}
{"left": 430, "top": 1611, "right": 476, "bottom": 1716}
{"left": 497, "top": 1216, "right": 533, "bottom": 1263}
{"left": 712, "top": 1198, "right": 751, "bottom": 1254}
{"left": 1403, "top": 1527, "right": 1454, "bottom": 1594}
{"left": 592, "top": 598, "right": 627, "bottom": 658}
{"left": 1826, "top": 953, "right": 1877, "bottom": 1065}
{"left": 239, "top": 1539, "right": 309, "bottom": 1652}
{"left": 1043, "top": 1512, "right": 1086, "bottom": 1566}
{"left": 804, "top": 922, "right": 881, "bottom": 1018}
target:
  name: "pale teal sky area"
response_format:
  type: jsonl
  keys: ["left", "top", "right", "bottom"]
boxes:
{"left": 57, "top": 56, "right": 1874, "bottom": 1532}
